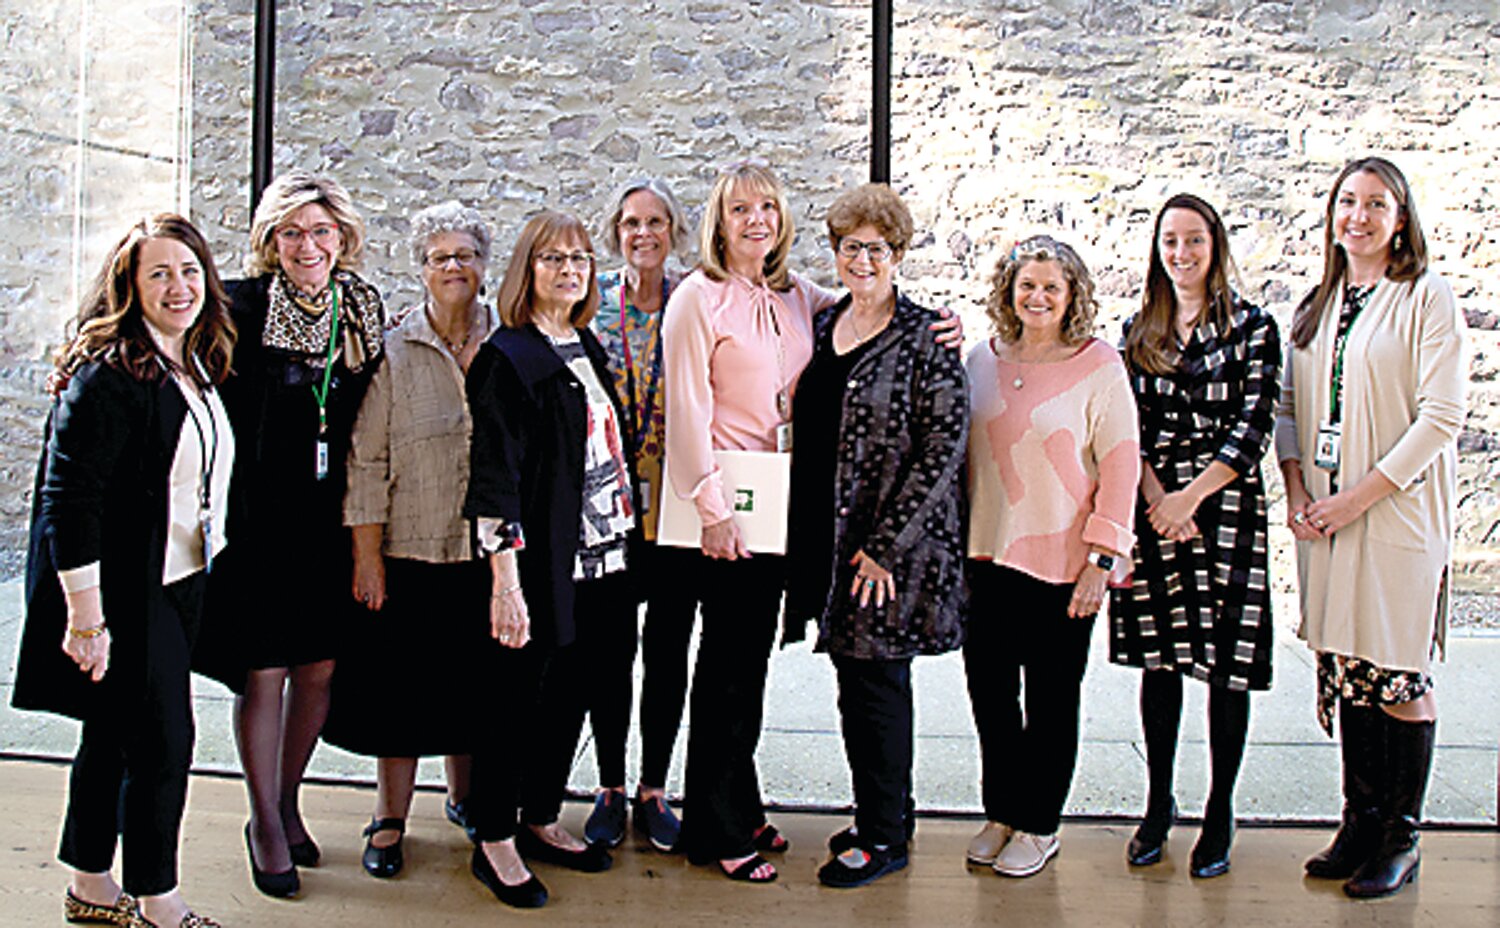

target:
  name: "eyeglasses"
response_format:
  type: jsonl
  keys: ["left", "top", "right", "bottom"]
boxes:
{"left": 425, "top": 250, "right": 480, "bottom": 269}
{"left": 275, "top": 224, "right": 339, "bottom": 247}
{"left": 837, "top": 238, "right": 894, "bottom": 262}
{"left": 619, "top": 216, "right": 669, "bottom": 234}
{"left": 536, "top": 251, "right": 595, "bottom": 271}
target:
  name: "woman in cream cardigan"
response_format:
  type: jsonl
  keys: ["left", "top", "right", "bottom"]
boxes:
{"left": 1275, "top": 156, "right": 1467, "bottom": 899}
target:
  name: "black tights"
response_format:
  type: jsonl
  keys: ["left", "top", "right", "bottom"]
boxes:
{"left": 1139, "top": 671, "right": 1250, "bottom": 826}
{"left": 235, "top": 660, "right": 334, "bottom": 872}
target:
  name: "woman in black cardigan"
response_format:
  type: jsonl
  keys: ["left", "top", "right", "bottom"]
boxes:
{"left": 785, "top": 184, "right": 970, "bottom": 888}
{"left": 200, "top": 170, "right": 384, "bottom": 897}
{"left": 12, "top": 215, "right": 236, "bottom": 928}
{"left": 462, "top": 211, "right": 637, "bottom": 909}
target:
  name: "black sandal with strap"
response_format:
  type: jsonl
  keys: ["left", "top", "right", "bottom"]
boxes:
{"left": 361, "top": 817, "right": 406, "bottom": 879}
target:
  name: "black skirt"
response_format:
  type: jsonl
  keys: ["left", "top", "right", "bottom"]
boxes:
{"left": 321, "top": 557, "right": 491, "bottom": 757}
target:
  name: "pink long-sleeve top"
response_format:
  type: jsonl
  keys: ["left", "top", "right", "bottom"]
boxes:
{"left": 967, "top": 336, "right": 1140, "bottom": 585}
{"left": 662, "top": 269, "right": 836, "bottom": 524}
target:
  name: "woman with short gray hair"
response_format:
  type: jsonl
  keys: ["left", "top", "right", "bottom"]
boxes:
{"left": 321, "top": 199, "right": 499, "bottom": 880}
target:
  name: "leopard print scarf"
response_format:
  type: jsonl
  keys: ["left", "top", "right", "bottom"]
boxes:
{"left": 263, "top": 268, "right": 384, "bottom": 373}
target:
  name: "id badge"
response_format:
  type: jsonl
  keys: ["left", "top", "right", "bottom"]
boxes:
{"left": 775, "top": 421, "right": 793, "bottom": 453}
{"left": 1314, "top": 420, "right": 1341, "bottom": 471}
{"left": 316, "top": 439, "right": 330, "bottom": 480}
{"left": 640, "top": 477, "right": 652, "bottom": 517}
{"left": 200, "top": 511, "right": 214, "bottom": 572}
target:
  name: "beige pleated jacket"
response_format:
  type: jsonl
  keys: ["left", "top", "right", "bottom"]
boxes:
{"left": 1274, "top": 271, "right": 1467, "bottom": 673}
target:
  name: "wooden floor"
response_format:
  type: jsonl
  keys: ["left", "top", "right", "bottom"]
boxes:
{"left": 3, "top": 760, "right": 1497, "bottom": 927}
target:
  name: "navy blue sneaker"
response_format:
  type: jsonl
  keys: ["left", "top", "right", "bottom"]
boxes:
{"left": 631, "top": 794, "right": 681, "bottom": 852}
{"left": 584, "top": 790, "right": 627, "bottom": 848}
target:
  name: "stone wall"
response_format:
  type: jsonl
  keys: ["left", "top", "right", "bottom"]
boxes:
{"left": 0, "top": 1, "right": 193, "bottom": 573}
{"left": 1, "top": 0, "right": 1497, "bottom": 584}
{"left": 889, "top": 0, "right": 1500, "bottom": 589}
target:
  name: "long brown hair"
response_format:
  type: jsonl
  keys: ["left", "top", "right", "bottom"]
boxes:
{"left": 1124, "top": 193, "right": 1240, "bottom": 374}
{"left": 55, "top": 214, "right": 236, "bottom": 388}
{"left": 1290, "top": 157, "right": 1428, "bottom": 348}
{"left": 495, "top": 211, "right": 600, "bottom": 330}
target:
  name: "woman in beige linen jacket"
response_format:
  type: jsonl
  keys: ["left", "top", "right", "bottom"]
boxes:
{"left": 323, "top": 201, "right": 500, "bottom": 880}
{"left": 1275, "top": 157, "right": 1467, "bottom": 901}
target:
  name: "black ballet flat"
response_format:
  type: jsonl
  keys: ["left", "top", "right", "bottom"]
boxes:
{"left": 244, "top": 823, "right": 299, "bottom": 898}
{"left": 361, "top": 817, "right": 406, "bottom": 879}
{"left": 471, "top": 846, "right": 548, "bottom": 908}
{"left": 516, "top": 826, "right": 613, "bottom": 872}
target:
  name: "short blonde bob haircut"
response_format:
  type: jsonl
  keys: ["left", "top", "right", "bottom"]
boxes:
{"left": 600, "top": 178, "right": 690, "bottom": 259}
{"left": 698, "top": 160, "right": 794, "bottom": 291}
{"left": 495, "top": 211, "right": 600, "bottom": 330}
{"left": 986, "top": 235, "right": 1098, "bottom": 346}
{"left": 825, "top": 183, "right": 915, "bottom": 258}
{"left": 246, "top": 169, "right": 367, "bottom": 276}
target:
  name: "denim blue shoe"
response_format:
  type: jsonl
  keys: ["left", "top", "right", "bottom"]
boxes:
{"left": 584, "top": 790, "right": 627, "bottom": 848}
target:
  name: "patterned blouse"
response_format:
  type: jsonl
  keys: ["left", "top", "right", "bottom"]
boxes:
{"left": 594, "top": 269, "right": 674, "bottom": 541}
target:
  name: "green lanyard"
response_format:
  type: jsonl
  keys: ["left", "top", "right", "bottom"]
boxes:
{"left": 311, "top": 283, "right": 341, "bottom": 436}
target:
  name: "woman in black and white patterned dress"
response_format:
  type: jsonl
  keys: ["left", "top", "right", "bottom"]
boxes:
{"left": 1109, "top": 193, "right": 1281, "bottom": 879}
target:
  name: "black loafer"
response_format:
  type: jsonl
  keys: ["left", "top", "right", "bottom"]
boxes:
{"left": 244, "top": 823, "right": 299, "bottom": 898}
{"left": 362, "top": 817, "right": 406, "bottom": 879}
{"left": 517, "top": 826, "right": 613, "bottom": 872}
{"left": 471, "top": 846, "right": 548, "bottom": 908}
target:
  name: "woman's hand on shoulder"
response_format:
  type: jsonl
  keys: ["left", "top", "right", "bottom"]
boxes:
{"left": 929, "top": 306, "right": 965, "bottom": 349}
{"left": 701, "top": 517, "right": 750, "bottom": 560}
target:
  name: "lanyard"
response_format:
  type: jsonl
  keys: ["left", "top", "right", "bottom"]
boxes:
{"left": 765, "top": 294, "right": 789, "bottom": 422}
{"left": 310, "top": 283, "right": 341, "bottom": 436}
{"left": 618, "top": 282, "right": 661, "bottom": 455}
{"left": 180, "top": 374, "right": 220, "bottom": 569}
{"left": 1327, "top": 284, "right": 1371, "bottom": 424}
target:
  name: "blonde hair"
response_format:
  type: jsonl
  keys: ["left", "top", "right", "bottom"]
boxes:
{"left": 697, "top": 161, "right": 794, "bottom": 291}
{"left": 246, "top": 170, "right": 367, "bottom": 276}
{"left": 495, "top": 211, "right": 600, "bottom": 330}
{"left": 986, "top": 235, "right": 1098, "bottom": 346}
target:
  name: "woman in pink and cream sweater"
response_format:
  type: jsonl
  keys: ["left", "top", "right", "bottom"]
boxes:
{"left": 963, "top": 235, "right": 1139, "bottom": 878}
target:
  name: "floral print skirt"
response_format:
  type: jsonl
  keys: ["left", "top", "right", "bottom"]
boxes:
{"left": 1316, "top": 651, "right": 1433, "bottom": 736}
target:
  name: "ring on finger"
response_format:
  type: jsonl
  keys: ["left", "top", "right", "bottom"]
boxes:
{"left": 1293, "top": 512, "right": 1306, "bottom": 525}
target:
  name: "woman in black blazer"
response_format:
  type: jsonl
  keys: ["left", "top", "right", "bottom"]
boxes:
{"left": 12, "top": 215, "right": 236, "bottom": 928}
{"left": 461, "top": 211, "right": 637, "bottom": 908}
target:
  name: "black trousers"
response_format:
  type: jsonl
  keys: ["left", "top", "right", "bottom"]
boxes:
{"left": 964, "top": 562, "right": 1094, "bottom": 835}
{"left": 581, "top": 569, "right": 643, "bottom": 788}
{"left": 833, "top": 655, "right": 914, "bottom": 848}
{"left": 636, "top": 543, "right": 702, "bottom": 788}
{"left": 59, "top": 572, "right": 205, "bottom": 896}
{"left": 468, "top": 572, "right": 633, "bottom": 841}
{"left": 679, "top": 554, "right": 784, "bottom": 862}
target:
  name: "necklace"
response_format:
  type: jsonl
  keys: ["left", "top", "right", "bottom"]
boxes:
{"left": 848, "top": 301, "right": 893, "bottom": 344}
{"left": 431, "top": 303, "right": 475, "bottom": 356}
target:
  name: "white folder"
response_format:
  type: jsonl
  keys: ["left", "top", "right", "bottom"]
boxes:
{"left": 657, "top": 450, "right": 792, "bottom": 555}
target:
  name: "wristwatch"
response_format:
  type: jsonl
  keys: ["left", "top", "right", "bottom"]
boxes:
{"left": 1087, "top": 551, "right": 1116, "bottom": 571}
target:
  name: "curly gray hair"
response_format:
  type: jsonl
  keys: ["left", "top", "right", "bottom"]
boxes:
{"left": 409, "top": 200, "right": 492, "bottom": 267}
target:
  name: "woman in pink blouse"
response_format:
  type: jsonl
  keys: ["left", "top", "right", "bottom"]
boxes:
{"left": 662, "top": 162, "right": 832, "bottom": 883}
{"left": 963, "top": 235, "right": 1139, "bottom": 878}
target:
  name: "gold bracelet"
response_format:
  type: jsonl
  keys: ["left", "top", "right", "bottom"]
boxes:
{"left": 68, "top": 624, "right": 107, "bottom": 639}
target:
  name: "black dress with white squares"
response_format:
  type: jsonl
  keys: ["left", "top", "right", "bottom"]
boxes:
{"left": 1109, "top": 299, "right": 1282, "bottom": 691}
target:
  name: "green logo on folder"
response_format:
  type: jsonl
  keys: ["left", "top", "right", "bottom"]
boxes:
{"left": 734, "top": 488, "right": 755, "bottom": 512}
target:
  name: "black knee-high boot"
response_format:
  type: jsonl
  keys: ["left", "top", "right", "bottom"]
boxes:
{"left": 1305, "top": 699, "right": 1385, "bottom": 879}
{"left": 1344, "top": 714, "right": 1434, "bottom": 898}
{"left": 1127, "top": 671, "right": 1181, "bottom": 866}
